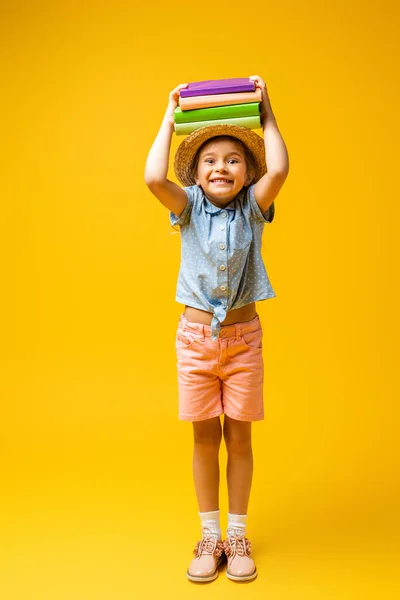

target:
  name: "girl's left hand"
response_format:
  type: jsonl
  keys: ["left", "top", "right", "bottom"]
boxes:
{"left": 249, "top": 74, "right": 273, "bottom": 122}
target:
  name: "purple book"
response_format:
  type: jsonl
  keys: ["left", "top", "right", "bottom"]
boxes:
{"left": 180, "top": 78, "right": 255, "bottom": 98}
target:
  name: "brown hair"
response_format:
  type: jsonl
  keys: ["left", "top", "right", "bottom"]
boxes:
{"left": 189, "top": 135, "right": 256, "bottom": 185}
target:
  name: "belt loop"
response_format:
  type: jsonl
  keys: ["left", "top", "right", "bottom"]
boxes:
{"left": 235, "top": 324, "right": 241, "bottom": 342}
{"left": 201, "top": 324, "right": 205, "bottom": 341}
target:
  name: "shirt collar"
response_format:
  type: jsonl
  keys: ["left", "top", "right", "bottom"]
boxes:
{"left": 202, "top": 191, "right": 238, "bottom": 214}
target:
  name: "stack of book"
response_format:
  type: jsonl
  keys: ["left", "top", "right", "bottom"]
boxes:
{"left": 174, "top": 78, "right": 262, "bottom": 136}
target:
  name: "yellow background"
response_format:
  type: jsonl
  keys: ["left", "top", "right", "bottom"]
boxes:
{"left": 1, "top": 1, "right": 399, "bottom": 598}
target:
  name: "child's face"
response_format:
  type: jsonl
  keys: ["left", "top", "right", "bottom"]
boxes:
{"left": 194, "top": 139, "right": 253, "bottom": 207}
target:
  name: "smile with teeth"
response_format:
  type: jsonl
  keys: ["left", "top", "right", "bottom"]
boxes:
{"left": 210, "top": 179, "right": 233, "bottom": 183}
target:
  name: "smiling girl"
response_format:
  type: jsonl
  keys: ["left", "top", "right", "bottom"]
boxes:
{"left": 145, "top": 75, "right": 289, "bottom": 582}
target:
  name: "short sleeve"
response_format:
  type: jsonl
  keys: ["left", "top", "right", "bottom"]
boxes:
{"left": 169, "top": 186, "right": 195, "bottom": 228}
{"left": 247, "top": 184, "right": 275, "bottom": 224}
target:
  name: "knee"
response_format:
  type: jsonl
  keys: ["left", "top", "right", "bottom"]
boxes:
{"left": 194, "top": 431, "right": 222, "bottom": 451}
{"left": 225, "top": 436, "right": 252, "bottom": 455}
{"left": 223, "top": 421, "right": 252, "bottom": 455}
{"left": 193, "top": 418, "right": 222, "bottom": 452}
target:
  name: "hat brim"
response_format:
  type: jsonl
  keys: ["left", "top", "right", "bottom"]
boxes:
{"left": 173, "top": 124, "right": 267, "bottom": 187}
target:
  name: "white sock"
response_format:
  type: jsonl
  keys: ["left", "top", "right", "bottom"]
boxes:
{"left": 227, "top": 512, "right": 247, "bottom": 536}
{"left": 199, "top": 509, "right": 221, "bottom": 540}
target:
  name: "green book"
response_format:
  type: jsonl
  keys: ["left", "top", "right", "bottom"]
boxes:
{"left": 174, "top": 102, "right": 260, "bottom": 124}
{"left": 174, "top": 115, "right": 262, "bottom": 136}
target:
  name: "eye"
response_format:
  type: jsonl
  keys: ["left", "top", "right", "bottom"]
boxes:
{"left": 229, "top": 159, "right": 238, "bottom": 164}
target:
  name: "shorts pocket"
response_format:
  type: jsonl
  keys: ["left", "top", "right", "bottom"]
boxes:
{"left": 176, "top": 328, "right": 204, "bottom": 348}
{"left": 241, "top": 328, "right": 263, "bottom": 350}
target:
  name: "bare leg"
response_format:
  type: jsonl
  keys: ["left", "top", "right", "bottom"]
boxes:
{"left": 192, "top": 416, "right": 222, "bottom": 512}
{"left": 223, "top": 415, "right": 253, "bottom": 514}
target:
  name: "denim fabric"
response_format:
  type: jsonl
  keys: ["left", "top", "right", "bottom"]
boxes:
{"left": 170, "top": 184, "right": 276, "bottom": 340}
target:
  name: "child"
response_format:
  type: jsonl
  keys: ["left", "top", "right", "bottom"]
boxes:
{"left": 144, "top": 75, "right": 289, "bottom": 582}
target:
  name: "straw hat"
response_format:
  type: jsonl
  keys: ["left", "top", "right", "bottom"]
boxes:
{"left": 174, "top": 124, "right": 267, "bottom": 187}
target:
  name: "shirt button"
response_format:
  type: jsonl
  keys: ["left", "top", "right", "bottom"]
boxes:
{"left": 220, "top": 285, "right": 226, "bottom": 291}
{"left": 221, "top": 212, "right": 227, "bottom": 218}
{"left": 220, "top": 265, "right": 226, "bottom": 271}
{"left": 219, "top": 243, "right": 225, "bottom": 250}
{"left": 220, "top": 225, "right": 225, "bottom": 231}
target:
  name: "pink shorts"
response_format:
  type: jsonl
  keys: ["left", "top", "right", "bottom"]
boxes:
{"left": 175, "top": 312, "right": 264, "bottom": 422}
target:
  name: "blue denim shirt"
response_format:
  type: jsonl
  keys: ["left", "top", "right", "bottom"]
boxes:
{"left": 170, "top": 184, "right": 276, "bottom": 340}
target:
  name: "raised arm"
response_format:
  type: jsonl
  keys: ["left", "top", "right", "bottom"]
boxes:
{"left": 144, "top": 83, "right": 190, "bottom": 217}
{"left": 249, "top": 75, "right": 290, "bottom": 214}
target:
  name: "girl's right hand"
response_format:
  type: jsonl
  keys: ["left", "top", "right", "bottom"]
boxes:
{"left": 163, "top": 83, "right": 188, "bottom": 126}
